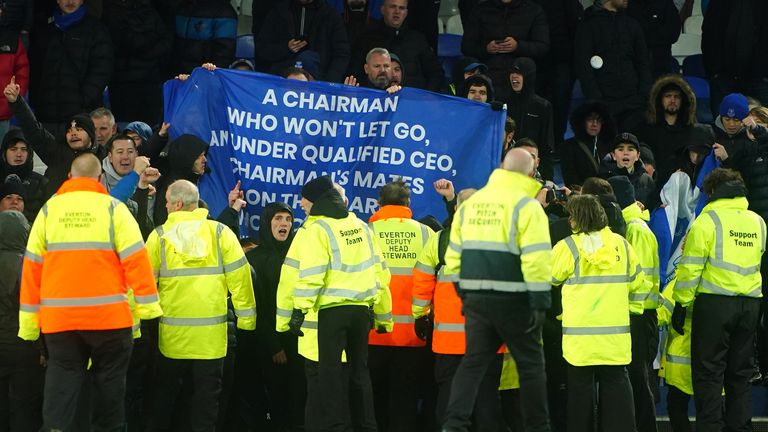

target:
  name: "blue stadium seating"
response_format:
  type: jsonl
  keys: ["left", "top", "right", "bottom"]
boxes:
{"left": 236, "top": 34, "right": 256, "bottom": 63}
{"left": 682, "top": 54, "right": 705, "bottom": 78}
{"left": 670, "top": 57, "right": 681, "bottom": 74}
{"left": 684, "top": 75, "right": 713, "bottom": 124}
{"left": 437, "top": 34, "right": 462, "bottom": 58}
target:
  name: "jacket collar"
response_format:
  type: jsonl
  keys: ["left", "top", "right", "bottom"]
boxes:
{"left": 57, "top": 177, "right": 108, "bottom": 195}
{"left": 166, "top": 208, "right": 209, "bottom": 224}
{"left": 702, "top": 196, "right": 749, "bottom": 213}
{"left": 487, "top": 169, "right": 542, "bottom": 198}
{"left": 369, "top": 205, "right": 411, "bottom": 223}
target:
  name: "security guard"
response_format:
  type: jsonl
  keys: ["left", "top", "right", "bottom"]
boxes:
{"left": 657, "top": 279, "right": 695, "bottom": 432}
{"left": 551, "top": 194, "right": 647, "bottom": 432}
{"left": 144, "top": 180, "right": 256, "bottom": 431}
{"left": 276, "top": 175, "right": 393, "bottom": 432}
{"left": 368, "top": 179, "right": 433, "bottom": 432}
{"left": 443, "top": 148, "right": 552, "bottom": 432}
{"left": 673, "top": 168, "right": 765, "bottom": 432}
{"left": 19, "top": 153, "right": 162, "bottom": 431}
{"left": 607, "top": 175, "right": 661, "bottom": 432}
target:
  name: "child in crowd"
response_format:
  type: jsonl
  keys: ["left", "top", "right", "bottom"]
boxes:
{"left": 599, "top": 132, "right": 656, "bottom": 208}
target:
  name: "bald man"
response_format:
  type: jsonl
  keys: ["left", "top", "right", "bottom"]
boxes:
{"left": 442, "top": 147, "right": 553, "bottom": 432}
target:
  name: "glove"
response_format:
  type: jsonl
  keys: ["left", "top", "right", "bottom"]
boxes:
{"left": 288, "top": 309, "right": 305, "bottom": 337}
{"left": 525, "top": 309, "right": 546, "bottom": 334}
{"left": 671, "top": 303, "right": 686, "bottom": 335}
{"left": 490, "top": 101, "right": 505, "bottom": 111}
{"left": 414, "top": 316, "right": 433, "bottom": 341}
{"left": 376, "top": 325, "right": 388, "bottom": 334}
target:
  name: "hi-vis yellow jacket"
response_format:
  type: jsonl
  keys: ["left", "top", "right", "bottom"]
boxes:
{"left": 276, "top": 213, "right": 393, "bottom": 332}
{"left": 622, "top": 203, "right": 660, "bottom": 309}
{"left": 552, "top": 227, "right": 647, "bottom": 366}
{"left": 445, "top": 170, "right": 552, "bottom": 309}
{"left": 657, "top": 280, "right": 693, "bottom": 395}
{"left": 19, "top": 178, "right": 162, "bottom": 340}
{"left": 146, "top": 208, "right": 256, "bottom": 360}
{"left": 674, "top": 197, "right": 765, "bottom": 307}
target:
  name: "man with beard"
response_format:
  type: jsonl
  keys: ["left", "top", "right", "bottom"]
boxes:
{"left": 344, "top": 47, "right": 402, "bottom": 92}
{"left": 635, "top": 74, "right": 714, "bottom": 192}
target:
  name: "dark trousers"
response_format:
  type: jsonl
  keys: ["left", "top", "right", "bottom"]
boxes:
{"left": 125, "top": 326, "right": 156, "bottom": 432}
{"left": 369, "top": 345, "right": 426, "bottom": 432}
{"left": 566, "top": 364, "right": 636, "bottom": 432}
{"left": 709, "top": 77, "right": 768, "bottom": 121}
{"left": 500, "top": 389, "right": 524, "bottom": 432}
{"left": 216, "top": 349, "right": 236, "bottom": 432}
{"left": 691, "top": 294, "right": 760, "bottom": 432}
{"left": 666, "top": 385, "right": 692, "bottom": 432}
{"left": 443, "top": 293, "right": 550, "bottom": 432}
{"left": 434, "top": 353, "right": 503, "bottom": 432}
{"left": 0, "top": 343, "right": 44, "bottom": 432}
{"left": 317, "top": 305, "right": 376, "bottom": 432}
{"left": 628, "top": 311, "right": 659, "bottom": 432}
{"left": 42, "top": 328, "right": 133, "bottom": 432}
{"left": 145, "top": 355, "right": 224, "bottom": 432}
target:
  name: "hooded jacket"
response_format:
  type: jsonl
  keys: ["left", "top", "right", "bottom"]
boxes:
{"left": 503, "top": 57, "right": 554, "bottom": 179}
{"left": 460, "top": 73, "right": 495, "bottom": 101}
{"left": 100, "top": 156, "right": 155, "bottom": 237}
{"left": 701, "top": 0, "right": 768, "bottom": 80}
{"left": 574, "top": 5, "right": 651, "bottom": 107}
{"left": 0, "top": 211, "right": 30, "bottom": 345}
{"left": 721, "top": 125, "right": 768, "bottom": 221}
{"left": 599, "top": 156, "right": 656, "bottom": 209}
{"left": 460, "top": 0, "right": 549, "bottom": 80}
{"left": 153, "top": 134, "right": 209, "bottom": 226}
{"left": 560, "top": 101, "right": 616, "bottom": 187}
{"left": 1, "top": 128, "right": 49, "bottom": 222}
{"left": 246, "top": 202, "right": 297, "bottom": 357}
{"left": 635, "top": 75, "right": 714, "bottom": 190}
{"left": 257, "top": 0, "right": 350, "bottom": 83}
{"left": 352, "top": 21, "right": 444, "bottom": 91}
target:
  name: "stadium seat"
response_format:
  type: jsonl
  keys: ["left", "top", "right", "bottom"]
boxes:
{"left": 684, "top": 76, "right": 713, "bottom": 124}
{"left": 437, "top": 33, "right": 462, "bottom": 58}
{"left": 102, "top": 87, "right": 111, "bottom": 109}
{"left": 445, "top": 15, "right": 463, "bottom": 35}
{"left": 236, "top": 34, "right": 255, "bottom": 62}
{"left": 682, "top": 54, "right": 705, "bottom": 78}
{"left": 683, "top": 15, "right": 703, "bottom": 35}
{"left": 437, "top": 17, "right": 445, "bottom": 34}
{"left": 671, "top": 33, "right": 701, "bottom": 63}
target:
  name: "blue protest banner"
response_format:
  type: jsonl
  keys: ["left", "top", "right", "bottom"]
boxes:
{"left": 163, "top": 68, "right": 504, "bottom": 235}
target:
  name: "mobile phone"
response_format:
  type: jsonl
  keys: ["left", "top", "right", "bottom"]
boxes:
{"left": 554, "top": 188, "right": 567, "bottom": 202}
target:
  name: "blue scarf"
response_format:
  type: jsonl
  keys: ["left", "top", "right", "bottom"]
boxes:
{"left": 53, "top": 4, "right": 87, "bottom": 31}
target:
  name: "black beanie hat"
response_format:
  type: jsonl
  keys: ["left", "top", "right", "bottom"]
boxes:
{"left": 607, "top": 176, "right": 636, "bottom": 209}
{"left": 0, "top": 175, "right": 26, "bottom": 201}
{"left": 302, "top": 175, "right": 335, "bottom": 203}
{"left": 66, "top": 114, "right": 96, "bottom": 147}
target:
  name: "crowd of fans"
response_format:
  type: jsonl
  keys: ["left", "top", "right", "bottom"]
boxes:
{"left": 0, "top": 0, "right": 767, "bottom": 431}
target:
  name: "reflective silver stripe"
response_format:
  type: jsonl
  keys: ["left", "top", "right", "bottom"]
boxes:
{"left": 414, "top": 262, "right": 435, "bottom": 274}
{"left": 460, "top": 280, "right": 528, "bottom": 292}
{"left": 160, "top": 315, "right": 228, "bottom": 326}
{"left": 675, "top": 279, "right": 699, "bottom": 290}
{"left": 562, "top": 325, "right": 630, "bottom": 335}
{"left": 313, "top": 220, "right": 343, "bottom": 268}
{"left": 622, "top": 238, "right": 630, "bottom": 278}
{"left": 630, "top": 293, "right": 649, "bottom": 302}
{"left": 660, "top": 297, "right": 674, "bottom": 313}
{"left": 134, "top": 294, "right": 159, "bottom": 304}
{"left": 215, "top": 224, "right": 225, "bottom": 270}
{"left": 25, "top": 251, "right": 43, "bottom": 263}
{"left": 629, "top": 264, "right": 642, "bottom": 282}
{"left": 160, "top": 267, "right": 222, "bottom": 277}
{"left": 376, "top": 312, "right": 393, "bottom": 321}
{"left": 434, "top": 322, "right": 464, "bottom": 332}
{"left": 40, "top": 294, "right": 128, "bottom": 307}
{"left": 700, "top": 279, "right": 761, "bottom": 298}
{"left": 42, "top": 204, "right": 48, "bottom": 218}
{"left": 448, "top": 241, "right": 462, "bottom": 254}
{"left": 437, "top": 273, "right": 454, "bottom": 283}
{"left": 313, "top": 220, "right": 377, "bottom": 274}
{"left": 552, "top": 278, "right": 566, "bottom": 286}
{"left": 156, "top": 226, "right": 167, "bottom": 275}
{"left": 707, "top": 211, "right": 724, "bottom": 260}
{"left": 388, "top": 266, "right": 413, "bottom": 276}
{"left": 294, "top": 288, "right": 322, "bottom": 298}
{"left": 302, "top": 320, "right": 318, "bottom": 329}
{"left": 679, "top": 256, "right": 706, "bottom": 266}
{"left": 47, "top": 241, "right": 114, "bottom": 251}
{"left": 462, "top": 240, "right": 509, "bottom": 253}
{"left": 420, "top": 224, "right": 431, "bottom": 248}
{"left": 284, "top": 257, "right": 300, "bottom": 269}
{"left": 412, "top": 297, "right": 431, "bottom": 307}
{"left": 568, "top": 275, "right": 630, "bottom": 284}
{"left": 322, "top": 287, "right": 378, "bottom": 300}
{"left": 645, "top": 293, "right": 660, "bottom": 305}
{"left": 20, "top": 304, "right": 39, "bottom": 313}
{"left": 108, "top": 200, "right": 117, "bottom": 247}
{"left": 527, "top": 282, "right": 551, "bottom": 292}
{"left": 224, "top": 256, "right": 248, "bottom": 273}
{"left": 640, "top": 267, "right": 660, "bottom": 276}
{"left": 235, "top": 307, "right": 257, "bottom": 317}
{"left": 761, "top": 217, "right": 767, "bottom": 253}
{"left": 521, "top": 242, "right": 551, "bottom": 255}
{"left": 276, "top": 307, "right": 293, "bottom": 317}
{"left": 119, "top": 241, "right": 144, "bottom": 260}
{"left": 666, "top": 354, "right": 691, "bottom": 365}
{"left": 393, "top": 314, "right": 414, "bottom": 324}
{"left": 508, "top": 197, "right": 535, "bottom": 254}
{"left": 708, "top": 257, "right": 760, "bottom": 276}
{"left": 132, "top": 323, "right": 141, "bottom": 332}
{"left": 300, "top": 264, "right": 329, "bottom": 278}
{"left": 564, "top": 236, "right": 580, "bottom": 279}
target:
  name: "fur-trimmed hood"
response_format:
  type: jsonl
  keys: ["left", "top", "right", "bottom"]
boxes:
{"left": 646, "top": 74, "right": 697, "bottom": 126}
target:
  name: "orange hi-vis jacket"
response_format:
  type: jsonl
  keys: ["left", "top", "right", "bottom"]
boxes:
{"left": 19, "top": 178, "right": 162, "bottom": 339}
{"left": 368, "top": 205, "right": 433, "bottom": 347}
{"left": 412, "top": 230, "right": 465, "bottom": 354}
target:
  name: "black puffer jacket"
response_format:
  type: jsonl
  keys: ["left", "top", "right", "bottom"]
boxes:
{"left": 503, "top": 57, "right": 554, "bottom": 179}
{"left": 28, "top": 11, "right": 113, "bottom": 123}
{"left": 257, "top": 0, "right": 350, "bottom": 82}
{"left": 352, "top": 21, "right": 444, "bottom": 91}
{"left": 529, "top": 0, "right": 583, "bottom": 69}
{"left": 626, "top": 0, "right": 681, "bottom": 78}
{"left": 0, "top": 0, "right": 32, "bottom": 33}
{"left": 246, "top": 202, "right": 297, "bottom": 357}
{"left": 0, "top": 211, "right": 29, "bottom": 345}
{"left": 702, "top": 0, "right": 768, "bottom": 80}
{"left": 598, "top": 157, "right": 656, "bottom": 209}
{"left": 101, "top": 0, "right": 173, "bottom": 84}
{"left": 461, "top": 0, "right": 549, "bottom": 84}
{"left": 560, "top": 101, "right": 616, "bottom": 187}
{"left": 574, "top": 5, "right": 651, "bottom": 106}
{"left": 722, "top": 125, "right": 768, "bottom": 220}
{"left": 173, "top": 0, "right": 237, "bottom": 74}
{"left": 0, "top": 128, "right": 49, "bottom": 222}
